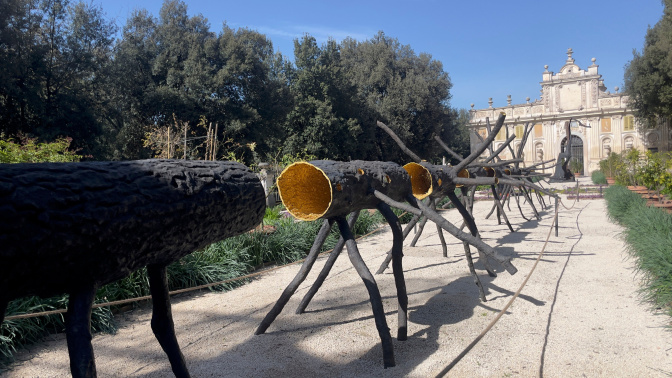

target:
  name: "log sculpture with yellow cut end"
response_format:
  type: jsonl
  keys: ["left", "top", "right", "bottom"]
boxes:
{"left": 256, "top": 160, "right": 411, "bottom": 368}
{"left": 256, "top": 157, "right": 519, "bottom": 368}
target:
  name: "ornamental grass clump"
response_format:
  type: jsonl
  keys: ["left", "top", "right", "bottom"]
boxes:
{"left": 591, "top": 170, "right": 607, "bottom": 185}
{"left": 604, "top": 185, "right": 672, "bottom": 319}
{"left": 604, "top": 184, "right": 645, "bottom": 223}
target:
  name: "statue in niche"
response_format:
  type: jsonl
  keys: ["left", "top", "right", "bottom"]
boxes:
{"left": 602, "top": 139, "right": 612, "bottom": 157}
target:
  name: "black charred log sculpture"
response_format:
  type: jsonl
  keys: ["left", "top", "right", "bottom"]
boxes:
{"left": 453, "top": 117, "right": 557, "bottom": 225}
{"left": 375, "top": 115, "right": 525, "bottom": 302}
{"left": 255, "top": 160, "right": 409, "bottom": 368}
{"left": 255, "top": 158, "right": 518, "bottom": 368}
{"left": 375, "top": 161, "right": 520, "bottom": 299}
{"left": 0, "top": 159, "right": 265, "bottom": 378}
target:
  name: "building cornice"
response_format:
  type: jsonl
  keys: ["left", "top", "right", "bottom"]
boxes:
{"left": 468, "top": 106, "right": 634, "bottom": 127}
{"left": 539, "top": 73, "right": 601, "bottom": 86}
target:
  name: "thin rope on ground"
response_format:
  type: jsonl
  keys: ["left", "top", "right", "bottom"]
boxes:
{"left": 539, "top": 203, "right": 587, "bottom": 377}
{"left": 4, "top": 217, "right": 395, "bottom": 321}
{"left": 559, "top": 196, "right": 579, "bottom": 210}
{"left": 434, "top": 200, "right": 559, "bottom": 377}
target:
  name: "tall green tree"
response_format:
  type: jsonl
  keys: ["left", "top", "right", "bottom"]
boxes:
{"left": 340, "top": 31, "right": 453, "bottom": 163}
{"left": 206, "top": 26, "right": 292, "bottom": 159}
{"left": 106, "top": 0, "right": 291, "bottom": 161}
{"left": 0, "top": 0, "right": 48, "bottom": 138}
{"left": 0, "top": 0, "right": 115, "bottom": 157}
{"left": 282, "top": 35, "right": 371, "bottom": 160}
{"left": 104, "top": 9, "right": 159, "bottom": 159}
{"left": 624, "top": 0, "right": 672, "bottom": 125}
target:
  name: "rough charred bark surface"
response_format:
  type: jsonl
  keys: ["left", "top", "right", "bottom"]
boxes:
{"left": 0, "top": 159, "right": 265, "bottom": 301}
{"left": 277, "top": 160, "right": 412, "bottom": 221}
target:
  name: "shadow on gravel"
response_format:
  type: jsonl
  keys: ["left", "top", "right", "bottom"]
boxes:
{"left": 154, "top": 272, "right": 547, "bottom": 377}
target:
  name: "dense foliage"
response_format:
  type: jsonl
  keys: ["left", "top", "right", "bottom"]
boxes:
{"left": 0, "top": 134, "right": 81, "bottom": 163}
{"left": 604, "top": 185, "right": 672, "bottom": 320}
{"left": 624, "top": 0, "right": 672, "bottom": 126}
{"left": 0, "top": 0, "right": 467, "bottom": 164}
{"left": 600, "top": 150, "right": 672, "bottom": 195}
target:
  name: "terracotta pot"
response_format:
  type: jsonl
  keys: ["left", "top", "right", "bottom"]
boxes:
{"left": 650, "top": 202, "right": 672, "bottom": 213}
{"left": 606, "top": 177, "right": 615, "bottom": 185}
{"left": 641, "top": 193, "right": 663, "bottom": 200}
{"left": 627, "top": 186, "right": 647, "bottom": 191}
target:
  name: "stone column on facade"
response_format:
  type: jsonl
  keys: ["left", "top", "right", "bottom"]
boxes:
{"left": 547, "top": 122, "right": 556, "bottom": 159}
{"left": 613, "top": 115, "right": 623, "bottom": 155}
{"left": 590, "top": 117, "right": 600, "bottom": 160}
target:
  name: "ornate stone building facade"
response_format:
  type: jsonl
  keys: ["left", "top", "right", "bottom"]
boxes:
{"left": 468, "top": 49, "right": 670, "bottom": 174}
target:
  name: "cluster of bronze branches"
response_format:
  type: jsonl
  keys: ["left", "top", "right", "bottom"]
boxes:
{"left": 255, "top": 113, "right": 559, "bottom": 368}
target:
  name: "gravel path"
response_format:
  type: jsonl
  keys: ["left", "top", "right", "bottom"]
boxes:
{"left": 3, "top": 179, "right": 671, "bottom": 377}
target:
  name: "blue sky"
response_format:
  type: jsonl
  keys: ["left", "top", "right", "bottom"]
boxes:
{"left": 97, "top": 0, "right": 664, "bottom": 111}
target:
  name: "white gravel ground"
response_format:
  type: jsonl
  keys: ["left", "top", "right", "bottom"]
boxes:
{"left": 2, "top": 177, "right": 671, "bottom": 377}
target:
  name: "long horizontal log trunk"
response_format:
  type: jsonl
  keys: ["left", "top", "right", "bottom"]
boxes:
{"left": 0, "top": 159, "right": 265, "bottom": 301}
{"left": 277, "top": 160, "right": 412, "bottom": 221}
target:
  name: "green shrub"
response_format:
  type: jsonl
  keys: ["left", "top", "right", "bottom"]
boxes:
{"left": 263, "top": 205, "right": 283, "bottom": 222}
{"left": 599, "top": 152, "right": 622, "bottom": 178}
{"left": 637, "top": 151, "right": 672, "bottom": 194}
{"left": 0, "top": 135, "right": 82, "bottom": 163}
{"left": 591, "top": 170, "right": 607, "bottom": 185}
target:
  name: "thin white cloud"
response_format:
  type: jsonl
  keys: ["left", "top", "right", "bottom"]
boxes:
{"left": 249, "top": 24, "right": 372, "bottom": 44}
{"left": 292, "top": 25, "right": 371, "bottom": 43}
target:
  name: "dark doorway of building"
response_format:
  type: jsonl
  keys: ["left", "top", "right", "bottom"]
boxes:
{"left": 561, "top": 135, "right": 584, "bottom": 175}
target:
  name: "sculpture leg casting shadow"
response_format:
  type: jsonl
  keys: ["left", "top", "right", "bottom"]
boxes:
{"left": 255, "top": 218, "right": 335, "bottom": 335}
{"left": 296, "top": 212, "right": 359, "bottom": 314}
{"left": 335, "top": 216, "right": 395, "bottom": 368}
{"left": 376, "top": 213, "right": 422, "bottom": 274}
{"left": 66, "top": 285, "right": 98, "bottom": 378}
{"left": 147, "top": 264, "right": 190, "bottom": 378}
{"left": 409, "top": 214, "right": 429, "bottom": 247}
{"left": 256, "top": 206, "right": 405, "bottom": 367}
{"left": 446, "top": 190, "right": 488, "bottom": 301}
{"left": 376, "top": 202, "right": 408, "bottom": 341}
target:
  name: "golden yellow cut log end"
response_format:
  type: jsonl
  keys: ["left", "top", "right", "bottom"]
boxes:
{"left": 456, "top": 168, "right": 470, "bottom": 188}
{"left": 403, "top": 162, "right": 432, "bottom": 200}
{"left": 277, "top": 162, "right": 332, "bottom": 221}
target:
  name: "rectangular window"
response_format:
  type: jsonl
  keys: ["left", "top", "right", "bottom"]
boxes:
{"left": 623, "top": 116, "right": 635, "bottom": 131}
{"left": 495, "top": 128, "right": 506, "bottom": 141}
{"left": 600, "top": 118, "right": 612, "bottom": 133}
{"left": 534, "top": 123, "right": 543, "bottom": 138}
{"left": 514, "top": 125, "right": 524, "bottom": 139}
